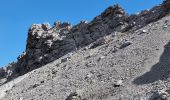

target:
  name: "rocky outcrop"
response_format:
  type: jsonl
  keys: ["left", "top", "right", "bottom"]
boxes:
{"left": 13, "top": 5, "right": 127, "bottom": 76}
{"left": 0, "top": 68, "right": 6, "bottom": 79}
{"left": 15, "top": 22, "right": 76, "bottom": 75}
{"left": 161, "top": 0, "right": 170, "bottom": 12}
{"left": 0, "top": 1, "right": 170, "bottom": 100}
{"left": 1, "top": 0, "right": 170, "bottom": 82}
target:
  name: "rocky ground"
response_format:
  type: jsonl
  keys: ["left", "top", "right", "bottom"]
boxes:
{"left": 1, "top": 0, "right": 170, "bottom": 100}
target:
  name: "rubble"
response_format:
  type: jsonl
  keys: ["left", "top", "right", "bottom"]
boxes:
{"left": 1, "top": 0, "right": 170, "bottom": 92}
{"left": 151, "top": 90, "right": 170, "bottom": 100}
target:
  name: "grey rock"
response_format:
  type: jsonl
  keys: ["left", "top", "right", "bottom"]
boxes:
{"left": 119, "top": 41, "right": 132, "bottom": 49}
{"left": 1, "top": 0, "right": 170, "bottom": 100}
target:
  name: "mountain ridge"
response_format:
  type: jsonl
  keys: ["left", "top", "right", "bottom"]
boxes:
{"left": 0, "top": 0, "right": 170, "bottom": 99}
{"left": 3, "top": 1, "right": 169, "bottom": 78}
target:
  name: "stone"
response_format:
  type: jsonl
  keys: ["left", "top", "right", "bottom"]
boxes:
{"left": 163, "top": 25, "right": 168, "bottom": 29}
{"left": 19, "top": 97, "right": 24, "bottom": 100}
{"left": 85, "top": 73, "right": 93, "bottom": 79}
{"left": 119, "top": 41, "right": 132, "bottom": 49}
{"left": 36, "top": 56, "right": 43, "bottom": 62}
{"left": 142, "top": 30, "right": 147, "bottom": 33}
{"left": 114, "top": 79, "right": 123, "bottom": 87}
{"left": 97, "top": 56, "right": 105, "bottom": 61}
{"left": 29, "top": 24, "right": 42, "bottom": 31}
{"left": 89, "top": 38, "right": 105, "bottom": 49}
{"left": 61, "top": 58, "right": 68, "bottom": 63}
{"left": 152, "top": 90, "right": 170, "bottom": 100}
{"left": 100, "top": 56, "right": 105, "bottom": 59}
{"left": 66, "top": 92, "right": 81, "bottom": 100}
{"left": 44, "top": 40, "right": 53, "bottom": 48}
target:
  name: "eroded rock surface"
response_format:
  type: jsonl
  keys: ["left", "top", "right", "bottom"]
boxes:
{"left": 1, "top": 0, "right": 170, "bottom": 100}
{"left": 11, "top": 1, "right": 170, "bottom": 77}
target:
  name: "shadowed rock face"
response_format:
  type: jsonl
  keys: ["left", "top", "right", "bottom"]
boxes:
{"left": 0, "top": 68, "right": 6, "bottom": 78}
{"left": 1, "top": 0, "right": 170, "bottom": 83}
{"left": 161, "top": 0, "right": 170, "bottom": 11}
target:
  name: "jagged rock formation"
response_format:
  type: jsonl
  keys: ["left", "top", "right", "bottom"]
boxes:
{"left": 13, "top": 1, "right": 170, "bottom": 77}
{"left": 16, "top": 22, "right": 76, "bottom": 75}
{"left": 8, "top": 4, "right": 129, "bottom": 77}
{"left": 0, "top": 0, "right": 170, "bottom": 100}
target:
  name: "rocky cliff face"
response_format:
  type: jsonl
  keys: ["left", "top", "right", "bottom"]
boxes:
{"left": 16, "top": 22, "right": 76, "bottom": 75}
{"left": 1, "top": 0, "right": 170, "bottom": 100}
{"left": 15, "top": 1, "right": 170, "bottom": 76}
{"left": 1, "top": 0, "right": 170, "bottom": 91}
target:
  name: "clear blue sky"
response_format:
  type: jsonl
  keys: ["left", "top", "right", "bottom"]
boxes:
{"left": 0, "top": 0, "right": 163, "bottom": 67}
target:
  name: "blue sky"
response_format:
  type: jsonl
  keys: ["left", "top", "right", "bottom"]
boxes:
{"left": 0, "top": 0, "right": 163, "bottom": 67}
